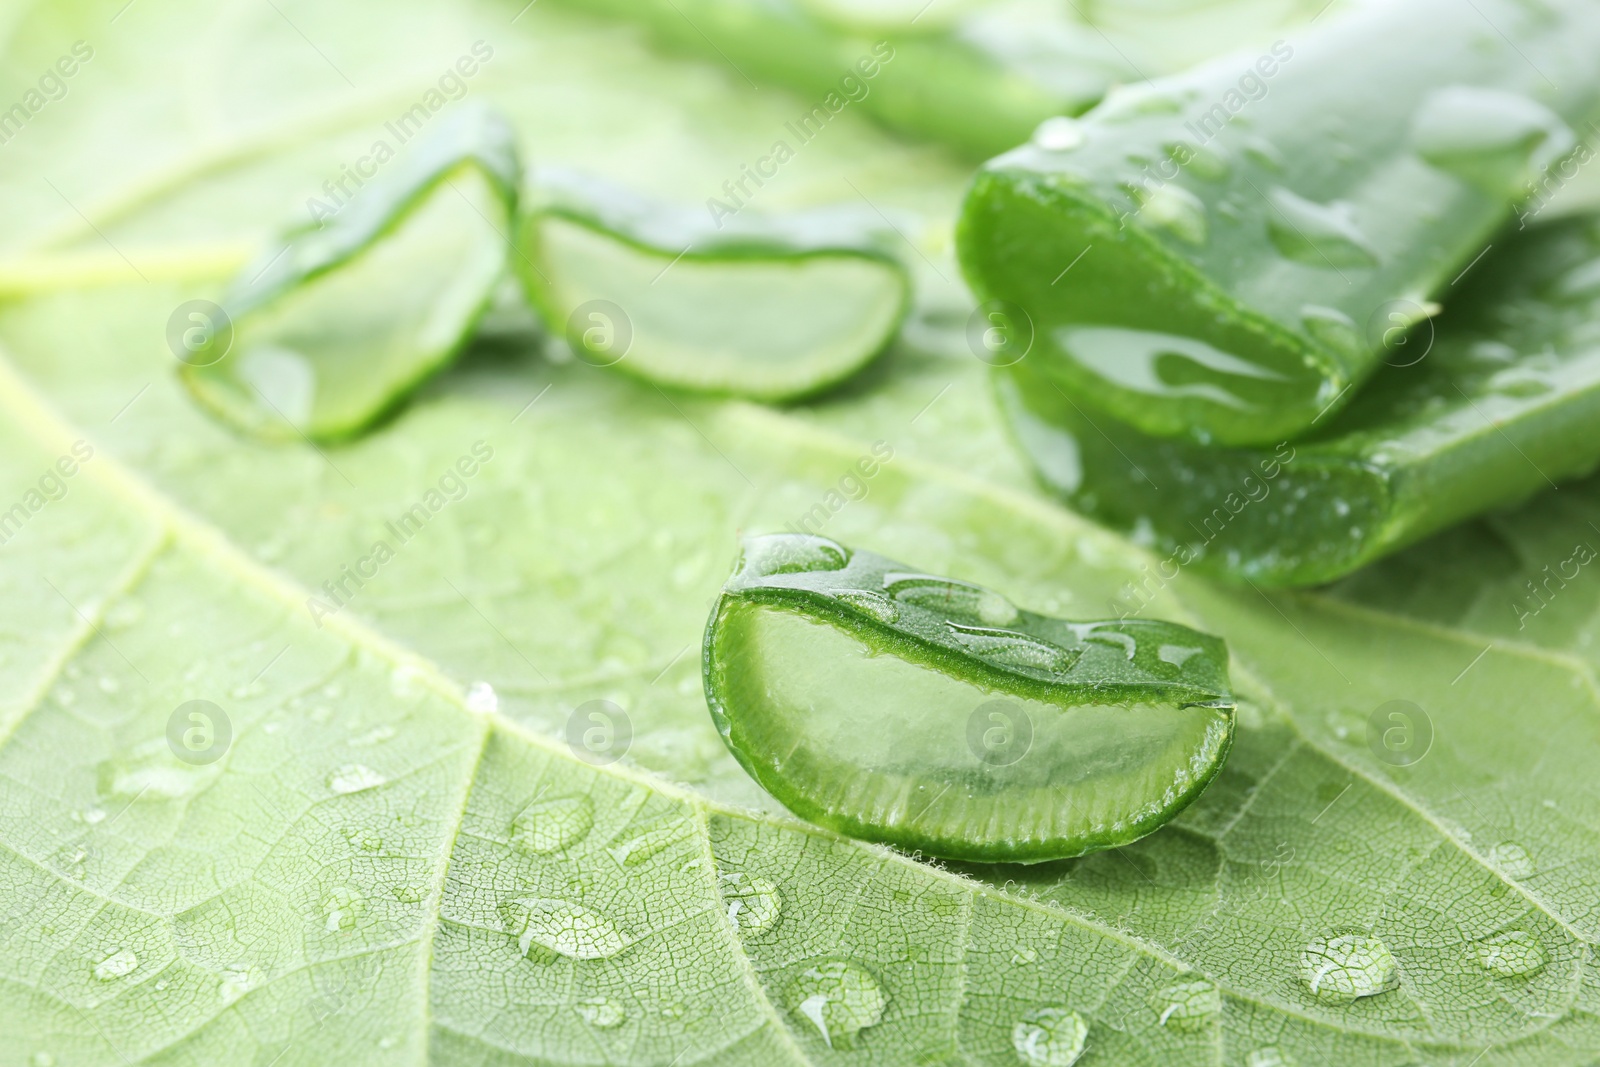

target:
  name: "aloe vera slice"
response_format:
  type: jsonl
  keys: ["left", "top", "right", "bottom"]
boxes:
{"left": 516, "top": 169, "right": 911, "bottom": 402}
{"left": 702, "top": 534, "right": 1235, "bottom": 862}
{"left": 181, "top": 102, "right": 520, "bottom": 442}
{"left": 996, "top": 215, "right": 1600, "bottom": 587}
{"left": 957, "top": 0, "right": 1600, "bottom": 446}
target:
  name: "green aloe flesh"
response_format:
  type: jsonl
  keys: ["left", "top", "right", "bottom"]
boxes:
{"left": 517, "top": 170, "right": 911, "bottom": 401}
{"left": 996, "top": 215, "right": 1600, "bottom": 587}
{"left": 181, "top": 103, "right": 519, "bottom": 443}
{"left": 958, "top": 0, "right": 1600, "bottom": 447}
{"left": 703, "top": 535, "right": 1235, "bottom": 861}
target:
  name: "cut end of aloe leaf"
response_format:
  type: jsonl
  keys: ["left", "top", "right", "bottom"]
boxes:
{"left": 518, "top": 173, "right": 910, "bottom": 402}
{"left": 703, "top": 534, "right": 1236, "bottom": 862}
{"left": 957, "top": 168, "right": 1345, "bottom": 447}
{"left": 181, "top": 104, "right": 518, "bottom": 443}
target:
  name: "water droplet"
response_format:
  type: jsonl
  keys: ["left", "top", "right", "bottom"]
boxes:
{"left": 1011, "top": 1006, "right": 1088, "bottom": 1067}
{"left": 98, "top": 676, "right": 120, "bottom": 694}
{"left": 105, "top": 599, "right": 144, "bottom": 631}
{"left": 1413, "top": 86, "right": 1574, "bottom": 195}
{"left": 1033, "top": 116, "right": 1085, "bottom": 152}
{"left": 1489, "top": 841, "right": 1535, "bottom": 880}
{"left": 1136, "top": 184, "right": 1208, "bottom": 245}
{"left": 326, "top": 764, "right": 386, "bottom": 795}
{"left": 1056, "top": 325, "right": 1288, "bottom": 408}
{"left": 885, "top": 574, "right": 1018, "bottom": 626}
{"left": 389, "top": 663, "right": 427, "bottom": 699}
{"left": 1247, "top": 1049, "right": 1294, "bottom": 1067}
{"left": 323, "top": 886, "right": 365, "bottom": 931}
{"left": 743, "top": 534, "right": 849, "bottom": 577}
{"left": 608, "top": 818, "right": 692, "bottom": 867}
{"left": 98, "top": 740, "right": 216, "bottom": 799}
{"left": 498, "top": 897, "right": 629, "bottom": 960}
{"left": 1299, "top": 934, "right": 1399, "bottom": 1002}
{"left": 1301, "top": 305, "right": 1365, "bottom": 362}
{"left": 786, "top": 959, "right": 887, "bottom": 1050}
{"left": 1486, "top": 368, "right": 1553, "bottom": 398}
{"left": 719, "top": 871, "right": 782, "bottom": 936}
{"left": 220, "top": 964, "right": 256, "bottom": 1004}
{"left": 1150, "top": 979, "right": 1220, "bottom": 1031}
{"left": 351, "top": 724, "right": 396, "bottom": 746}
{"left": 510, "top": 795, "right": 594, "bottom": 854}
{"left": 392, "top": 885, "right": 424, "bottom": 904}
{"left": 946, "top": 623, "right": 1080, "bottom": 673}
{"left": 575, "top": 996, "right": 626, "bottom": 1029}
{"left": 1267, "top": 188, "right": 1379, "bottom": 269}
{"left": 830, "top": 589, "right": 900, "bottom": 624}
{"left": 465, "top": 681, "right": 499, "bottom": 715}
{"left": 1471, "top": 930, "right": 1547, "bottom": 977}
{"left": 30, "top": 1053, "right": 56, "bottom": 1067}
{"left": 93, "top": 948, "right": 139, "bottom": 981}
{"left": 78, "top": 808, "right": 107, "bottom": 825}
{"left": 1167, "top": 140, "right": 1229, "bottom": 182}
{"left": 1238, "top": 137, "right": 1284, "bottom": 172}
{"left": 1157, "top": 644, "right": 1203, "bottom": 669}
{"left": 1011, "top": 946, "right": 1037, "bottom": 965}
{"left": 1097, "top": 84, "right": 1184, "bottom": 121}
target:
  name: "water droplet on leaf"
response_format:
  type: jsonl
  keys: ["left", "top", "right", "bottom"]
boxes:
{"left": 719, "top": 871, "right": 782, "bottom": 936}
{"left": 1489, "top": 841, "right": 1535, "bottom": 880}
{"left": 1151, "top": 978, "right": 1220, "bottom": 1031}
{"left": 323, "top": 886, "right": 365, "bottom": 931}
{"left": 1011, "top": 1005, "right": 1088, "bottom": 1066}
{"left": 326, "top": 764, "right": 386, "bottom": 795}
{"left": 1299, "top": 934, "right": 1399, "bottom": 1002}
{"left": 465, "top": 681, "right": 498, "bottom": 714}
{"left": 575, "top": 996, "right": 626, "bottom": 1028}
{"left": 498, "top": 897, "right": 629, "bottom": 960}
{"left": 93, "top": 948, "right": 139, "bottom": 981}
{"left": 786, "top": 959, "right": 886, "bottom": 1050}
{"left": 510, "top": 795, "right": 594, "bottom": 855}
{"left": 1033, "top": 117, "right": 1085, "bottom": 152}
{"left": 1413, "top": 86, "right": 1574, "bottom": 196}
{"left": 830, "top": 589, "right": 900, "bottom": 623}
{"left": 1471, "top": 930, "right": 1547, "bottom": 977}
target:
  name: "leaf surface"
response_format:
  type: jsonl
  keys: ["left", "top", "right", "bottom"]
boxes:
{"left": 3, "top": 1, "right": 1600, "bottom": 1065}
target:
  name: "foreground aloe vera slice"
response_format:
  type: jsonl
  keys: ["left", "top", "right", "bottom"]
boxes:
{"left": 997, "top": 216, "right": 1600, "bottom": 587}
{"left": 958, "top": 0, "right": 1600, "bottom": 446}
{"left": 181, "top": 102, "right": 519, "bottom": 442}
{"left": 517, "top": 169, "right": 911, "bottom": 401}
{"left": 703, "top": 534, "right": 1235, "bottom": 862}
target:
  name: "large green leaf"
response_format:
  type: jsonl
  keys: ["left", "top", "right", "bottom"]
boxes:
{"left": 3, "top": 1, "right": 1600, "bottom": 1065}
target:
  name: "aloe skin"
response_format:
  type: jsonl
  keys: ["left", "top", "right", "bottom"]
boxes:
{"left": 703, "top": 534, "right": 1235, "bottom": 862}
{"left": 545, "top": 0, "right": 1136, "bottom": 158}
{"left": 517, "top": 168, "right": 911, "bottom": 402}
{"left": 958, "top": 0, "right": 1600, "bottom": 447}
{"left": 997, "top": 216, "right": 1600, "bottom": 588}
{"left": 181, "top": 103, "right": 519, "bottom": 443}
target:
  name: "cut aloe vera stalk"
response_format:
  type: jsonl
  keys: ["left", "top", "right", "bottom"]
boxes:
{"left": 996, "top": 215, "right": 1600, "bottom": 587}
{"left": 545, "top": 0, "right": 1136, "bottom": 158}
{"left": 958, "top": 0, "right": 1600, "bottom": 446}
{"left": 181, "top": 102, "right": 520, "bottom": 442}
{"left": 702, "top": 534, "right": 1235, "bottom": 862}
{"left": 516, "top": 168, "right": 911, "bottom": 402}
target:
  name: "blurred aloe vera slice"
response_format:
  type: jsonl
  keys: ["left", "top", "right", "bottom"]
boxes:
{"left": 703, "top": 534, "right": 1235, "bottom": 862}
{"left": 516, "top": 169, "right": 911, "bottom": 402}
{"left": 180, "top": 102, "right": 520, "bottom": 443}
{"left": 996, "top": 216, "right": 1600, "bottom": 587}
